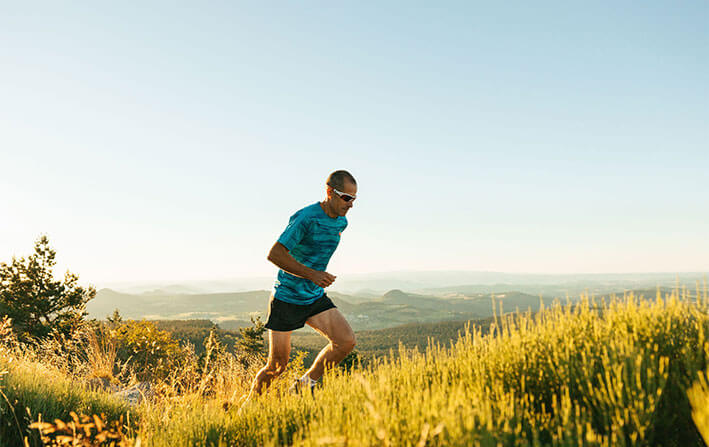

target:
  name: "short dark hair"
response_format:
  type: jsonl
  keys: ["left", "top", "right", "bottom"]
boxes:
{"left": 326, "top": 170, "right": 357, "bottom": 190}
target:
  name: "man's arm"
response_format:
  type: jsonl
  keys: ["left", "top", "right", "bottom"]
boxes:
{"left": 267, "top": 242, "right": 336, "bottom": 288}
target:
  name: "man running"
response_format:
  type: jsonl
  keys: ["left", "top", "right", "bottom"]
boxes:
{"left": 246, "top": 170, "right": 357, "bottom": 398}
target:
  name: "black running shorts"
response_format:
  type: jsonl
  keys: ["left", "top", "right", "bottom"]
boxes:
{"left": 265, "top": 293, "right": 337, "bottom": 332}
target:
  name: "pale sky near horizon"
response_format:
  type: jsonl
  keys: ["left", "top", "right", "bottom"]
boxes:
{"left": 1, "top": 2, "right": 707, "bottom": 285}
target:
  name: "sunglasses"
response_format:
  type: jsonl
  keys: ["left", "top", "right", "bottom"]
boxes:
{"left": 332, "top": 187, "right": 356, "bottom": 202}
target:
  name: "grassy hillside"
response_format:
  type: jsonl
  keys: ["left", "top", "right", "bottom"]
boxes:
{"left": 147, "top": 289, "right": 709, "bottom": 447}
{"left": 0, "top": 339, "right": 132, "bottom": 446}
{"left": 4, "top": 287, "right": 709, "bottom": 446}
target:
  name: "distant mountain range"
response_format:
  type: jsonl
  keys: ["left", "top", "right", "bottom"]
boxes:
{"left": 331, "top": 289, "right": 545, "bottom": 330}
{"left": 88, "top": 287, "right": 550, "bottom": 331}
{"left": 87, "top": 270, "right": 705, "bottom": 331}
{"left": 87, "top": 288, "right": 271, "bottom": 322}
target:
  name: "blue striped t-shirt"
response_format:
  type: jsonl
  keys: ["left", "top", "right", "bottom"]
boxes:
{"left": 273, "top": 202, "right": 347, "bottom": 305}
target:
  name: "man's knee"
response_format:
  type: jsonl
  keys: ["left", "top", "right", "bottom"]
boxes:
{"left": 334, "top": 334, "right": 356, "bottom": 353}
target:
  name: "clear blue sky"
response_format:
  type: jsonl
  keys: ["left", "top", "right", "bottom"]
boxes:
{"left": 1, "top": 1, "right": 707, "bottom": 284}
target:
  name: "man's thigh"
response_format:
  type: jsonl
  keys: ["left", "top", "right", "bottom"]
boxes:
{"left": 267, "top": 330, "right": 292, "bottom": 365}
{"left": 305, "top": 308, "right": 354, "bottom": 344}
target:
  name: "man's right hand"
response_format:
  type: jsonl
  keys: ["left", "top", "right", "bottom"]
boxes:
{"left": 309, "top": 270, "right": 336, "bottom": 288}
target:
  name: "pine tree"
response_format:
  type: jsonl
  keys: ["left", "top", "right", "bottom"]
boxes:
{"left": 0, "top": 235, "right": 95, "bottom": 342}
{"left": 236, "top": 315, "right": 266, "bottom": 367}
{"left": 107, "top": 309, "right": 123, "bottom": 325}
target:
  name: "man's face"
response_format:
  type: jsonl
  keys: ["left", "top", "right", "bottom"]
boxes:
{"left": 330, "top": 181, "right": 357, "bottom": 216}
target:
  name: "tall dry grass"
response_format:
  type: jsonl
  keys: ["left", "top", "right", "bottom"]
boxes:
{"left": 3, "top": 284, "right": 709, "bottom": 446}
{"left": 128, "top": 285, "right": 708, "bottom": 446}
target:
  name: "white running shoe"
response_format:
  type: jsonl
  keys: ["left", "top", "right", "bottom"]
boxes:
{"left": 289, "top": 376, "right": 316, "bottom": 395}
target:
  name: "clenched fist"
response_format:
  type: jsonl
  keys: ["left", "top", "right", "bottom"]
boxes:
{"left": 309, "top": 270, "right": 336, "bottom": 288}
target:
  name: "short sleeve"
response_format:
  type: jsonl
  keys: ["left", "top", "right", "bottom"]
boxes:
{"left": 277, "top": 212, "right": 310, "bottom": 251}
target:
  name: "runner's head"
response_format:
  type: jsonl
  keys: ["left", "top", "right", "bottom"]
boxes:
{"left": 325, "top": 170, "right": 357, "bottom": 216}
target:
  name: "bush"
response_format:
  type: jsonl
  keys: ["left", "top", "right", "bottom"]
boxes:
{"left": 112, "top": 320, "right": 185, "bottom": 382}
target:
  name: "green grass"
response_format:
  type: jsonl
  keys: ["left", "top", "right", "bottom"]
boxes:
{"left": 3, "top": 286, "right": 709, "bottom": 446}
{"left": 0, "top": 353, "right": 132, "bottom": 446}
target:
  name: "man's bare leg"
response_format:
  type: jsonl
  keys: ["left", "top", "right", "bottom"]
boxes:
{"left": 243, "top": 329, "right": 291, "bottom": 402}
{"left": 304, "top": 308, "right": 356, "bottom": 381}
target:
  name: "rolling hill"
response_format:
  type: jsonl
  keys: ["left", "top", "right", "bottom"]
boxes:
{"left": 87, "top": 287, "right": 543, "bottom": 330}
{"left": 87, "top": 288, "right": 271, "bottom": 320}
{"left": 88, "top": 285, "right": 681, "bottom": 331}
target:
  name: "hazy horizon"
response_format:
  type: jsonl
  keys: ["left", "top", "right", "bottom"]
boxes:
{"left": 95, "top": 269, "right": 708, "bottom": 296}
